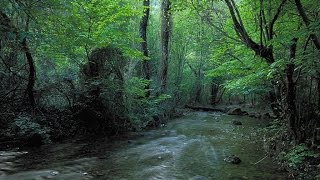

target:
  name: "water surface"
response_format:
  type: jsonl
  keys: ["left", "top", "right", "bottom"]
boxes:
{"left": 0, "top": 111, "right": 286, "bottom": 179}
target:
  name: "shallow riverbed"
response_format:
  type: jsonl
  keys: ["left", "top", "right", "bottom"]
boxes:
{"left": 0, "top": 111, "right": 286, "bottom": 179}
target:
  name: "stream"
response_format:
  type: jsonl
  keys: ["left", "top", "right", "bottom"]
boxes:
{"left": 0, "top": 111, "right": 287, "bottom": 179}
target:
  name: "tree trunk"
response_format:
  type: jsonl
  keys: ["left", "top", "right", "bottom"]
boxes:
{"left": 308, "top": 77, "right": 313, "bottom": 104}
{"left": 186, "top": 61, "right": 202, "bottom": 104}
{"left": 157, "top": 0, "right": 171, "bottom": 94}
{"left": 251, "top": 94, "right": 255, "bottom": 106}
{"left": 139, "top": 0, "right": 151, "bottom": 97}
{"left": 224, "top": 0, "right": 275, "bottom": 64}
{"left": 317, "top": 78, "right": 320, "bottom": 110}
{"left": 23, "top": 16, "right": 36, "bottom": 110}
{"left": 286, "top": 38, "right": 300, "bottom": 142}
{"left": 173, "top": 52, "right": 185, "bottom": 105}
{"left": 224, "top": 0, "right": 287, "bottom": 116}
{"left": 0, "top": 11, "right": 35, "bottom": 110}
{"left": 194, "top": 78, "right": 202, "bottom": 104}
{"left": 22, "top": 38, "right": 36, "bottom": 110}
{"left": 210, "top": 80, "right": 219, "bottom": 105}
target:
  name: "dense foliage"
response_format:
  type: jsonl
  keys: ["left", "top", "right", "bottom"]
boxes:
{"left": 0, "top": 0, "right": 319, "bottom": 175}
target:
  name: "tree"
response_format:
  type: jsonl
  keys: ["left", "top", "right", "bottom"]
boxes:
{"left": 221, "top": 0, "right": 320, "bottom": 143}
{"left": 286, "top": 38, "right": 299, "bottom": 141}
{"left": 139, "top": 0, "right": 151, "bottom": 97}
{"left": 0, "top": 10, "right": 36, "bottom": 110}
{"left": 158, "top": 0, "right": 172, "bottom": 94}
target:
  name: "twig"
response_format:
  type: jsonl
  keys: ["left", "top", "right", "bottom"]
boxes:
{"left": 253, "top": 155, "right": 268, "bottom": 165}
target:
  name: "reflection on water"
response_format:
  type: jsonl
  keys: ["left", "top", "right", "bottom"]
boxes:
{"left": 1, "top": 111, "right": 286, "bottom": 179}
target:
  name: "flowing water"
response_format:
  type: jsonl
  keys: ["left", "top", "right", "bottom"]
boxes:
{"left": 0, "top": 111, "right": 287, "bottom": 180}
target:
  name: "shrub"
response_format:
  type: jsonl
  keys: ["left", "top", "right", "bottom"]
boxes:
{"left": 284, "top": 144, "right": 319, "bottom": 168}
{"left": 125, "top": 77, "right": 171, "bottom": 130}
{"left": 6, "top": 115, "right": 51, "bottom": 145}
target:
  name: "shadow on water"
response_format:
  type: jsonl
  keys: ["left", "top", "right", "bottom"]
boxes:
{"left": 0, "top": 111, "right": 287, "bottom": 179}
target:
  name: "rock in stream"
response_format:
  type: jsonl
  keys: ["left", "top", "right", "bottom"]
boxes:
{"left": 224, "top": 155, "right": 242, "bottom": 164}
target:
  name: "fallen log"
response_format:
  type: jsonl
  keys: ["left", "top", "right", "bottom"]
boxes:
{"left": 185, "top": 105, "right": 226, "bottom": 112}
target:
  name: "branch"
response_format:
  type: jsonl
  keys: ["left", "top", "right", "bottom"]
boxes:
{"left": 224, "top": 0, "right": 275, "bottom": 64}
{"left": 261, "top": 6, "right": 269, "bottom": 42}
{"left": 226, "top": 52, "right": 245, "bottom": 64}
{"left": 224, "top": 0, "right": 257, "bottom": 47}
{"left": 186, "top": 61, "right": 197, "bottom": 76}
{"left": 294, "top": 0, "right": 320, "bottom": 49}
{"left": 252, "top": 155, "right": 268, "bottom": 165}
{"left": 189, "top": 1, "right": 242, "bottom": 43}
{"left": 294, "top": 35, "right": 312, "bottom": 84}
{"left": 230, "top": 0, "right": 245, "bottom": 29}
{"left": 0, "top": 55, "right": 28, "bottom": 81}
{"left": 259, "top": 0, "right": 264, "bottom": 46}
{"left": 269, "top": 0, "right": 287, "bottom": 40}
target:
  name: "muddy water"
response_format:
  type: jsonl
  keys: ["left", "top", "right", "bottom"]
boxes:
{"left": 1, "top": 111, "right": 286, "bottom": 180}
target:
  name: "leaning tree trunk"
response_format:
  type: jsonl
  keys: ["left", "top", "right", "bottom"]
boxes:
{"left": 0, "top": 11, "right": 36, "bottom": 110}
{"left": 139, "top": 0, "right": 151, "bottom": 97}
{"left": 22, "top": 38, "right": 36, "bottom": 110}
{"left": 23, "top": 17, "right": 36, "bottom": 110}
{"left": 157, "top": 0, "right": 171, "bottom": 94}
